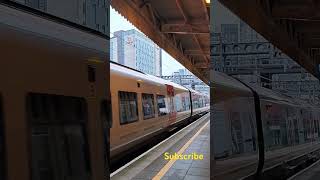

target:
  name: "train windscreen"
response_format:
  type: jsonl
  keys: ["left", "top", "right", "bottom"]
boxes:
{"left": 27, "top": 93, "right": 90, "bottom": 180}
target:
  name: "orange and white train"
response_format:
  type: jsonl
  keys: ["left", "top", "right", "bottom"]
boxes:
{"left": 110, "top": 62, "right": 209, "bottom": 161}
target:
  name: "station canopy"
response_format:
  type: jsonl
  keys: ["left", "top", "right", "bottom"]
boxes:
{"left": 112, "top": 0, "right": 210, "bottom": 84}
{"left": 217, "top": 0, "right": 320, "bottom": 79}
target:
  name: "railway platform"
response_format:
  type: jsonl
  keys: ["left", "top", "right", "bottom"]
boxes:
{"left": 111, "top": 113, "right": 210, "bottom": 180}
{"left": 289, "top": 159, "right": 320, "bottom": 180}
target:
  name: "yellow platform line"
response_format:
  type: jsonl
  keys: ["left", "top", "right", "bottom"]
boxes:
{"left": 152, "top": 120, "right": 209, "bottom": 180}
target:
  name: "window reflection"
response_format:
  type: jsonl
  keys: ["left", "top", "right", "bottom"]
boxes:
{"left": 142, "top": 93, "right": 155, "bottom": 119}
{"left": 27, "top": 94, "right": 90, "bottom": 180}
{"left": 119, "top": 91, "right": 138, "bottom": 124}
{"left": 157, "top": 95, "right": 167, "bottom": 116}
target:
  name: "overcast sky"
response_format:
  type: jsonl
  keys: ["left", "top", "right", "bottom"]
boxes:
{"left": 110, "top": 7, "right": 185, "bottom": 76}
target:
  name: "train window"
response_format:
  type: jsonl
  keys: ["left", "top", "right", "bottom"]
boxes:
{"left": 192, "top": 96, "right": 198, "bottom": 109}
{"left": 181, "top": 95, "right": 187, "bottom": 111}
{"left": 0, "top": 96, "right": 4, "bottom": 180}
{"left": 185, "top": 95, "right": 191, "bottom": 110}
{"left": 157, "top": 95, "right": 167, "bottom": 116}
{"left": 27, "top": 93, "right": 90, "bottom": 180}
{"left": 119, "top": 91, "right": 138, "bottom": 124}
{"left": 174, "top": 95, "right": 183, "bottom": 112}
{"left": 142, "top": 94, "right": 155, "bottom": 119}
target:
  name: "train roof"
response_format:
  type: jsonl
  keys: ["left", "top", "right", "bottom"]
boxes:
{"left": 212, "top": 71, "right": 251, "bottom": 94}
{"left": 111, "top": 62, "right": 189, "bottom": 92}
{"left": 110, "top": 62, "right": 209, "bottom": 96}
{"left": 249, "top": 83, "right": 299, "bottom": 106}
{"left": 212, "top": 70, "right": 319, "bottom": 109}
{"left": 0, "top": 4, "right": 107, "bottom": 53}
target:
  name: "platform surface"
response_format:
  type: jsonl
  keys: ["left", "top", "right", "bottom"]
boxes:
{"left": 290, "top": 160, "right": 320, "bottom": 180}
{"left": 111, "top": 113, "right": 210, "bottom": 180}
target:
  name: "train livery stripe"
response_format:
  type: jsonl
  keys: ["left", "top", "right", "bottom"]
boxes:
{"left": 152, "top": 120, "right": 210, "bottom": 180}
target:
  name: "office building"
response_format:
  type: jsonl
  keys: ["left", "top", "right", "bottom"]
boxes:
{"left": 112, "top": 29, "right": 162, "bottom": 76}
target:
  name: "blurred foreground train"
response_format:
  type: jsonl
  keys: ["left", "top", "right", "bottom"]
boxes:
{"left": 0, "top": 2, "right": 109, "bottom": 180}
{"left": 0, "top": 2, "right": 209, "bottom": 179}
{"left": 110, "top": 62, "right": 209, "bottom": 161}
{"left": 3, "top": 1, "right": 320, "bottom": 180}
{"left": 212, "top": 71, "right": 320, "bottom": 179}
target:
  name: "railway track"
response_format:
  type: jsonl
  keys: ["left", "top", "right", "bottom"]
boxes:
{"left": 212, "top": 142, "right": 320, "bottom": 180}
{"left": 240, "top": 146, "right": 320, "bottom": 180}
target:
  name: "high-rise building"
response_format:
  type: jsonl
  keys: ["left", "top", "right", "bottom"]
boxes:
{"left": 112, "top": 29, "right": 162, "bottom": 76}
{"left": 110, "top": 38, "right": 118, "bottom": 63}
{"left": 12, "top": 0, "right": 108, "bottom": 35}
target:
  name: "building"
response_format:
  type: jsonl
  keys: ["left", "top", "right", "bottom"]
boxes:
{"left": 160, "top": 69, "right": 209, "bottom": 95}
{"left": 272, "top": 73, "right": 320, "bottom": 101}
{"left": 211, "top": 0, "right": 320, "bottom": 102}
{"left": 13, "top": 0, "right": 108, "bottom": 35}
{"left": 111, "top": 29, "right": 162, "bottom": 76}
{"left": 110, "top": 38, "right": 118, "bottom": 62}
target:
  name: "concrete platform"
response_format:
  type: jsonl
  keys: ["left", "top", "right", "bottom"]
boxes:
{"left": 212, "top": 140, "right": 320, "bottom": 180}
{"left": 111, "top": 113, "right": 210, "bottom": 180}
{"left": 289, "top": 159, "right": 320, "bottom": 180}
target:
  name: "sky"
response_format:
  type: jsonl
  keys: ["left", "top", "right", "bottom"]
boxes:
{"left": 110, "top": 7, "right": 185, "bottom": 76}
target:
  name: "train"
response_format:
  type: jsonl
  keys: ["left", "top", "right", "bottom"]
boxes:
{"left": 4, "top": 1, "right": 320, "bottom": 179}
{"left": 0, "top": 2, "right": 109, "bottom": 180}
{"left": 211, "top": 70, "right": 320, "bottom": 179}
{"left": 110, "top": 62, "right": 210, "bottom": 161}
{"left": 0, "top": 2, "right": 210, "bottom": 180}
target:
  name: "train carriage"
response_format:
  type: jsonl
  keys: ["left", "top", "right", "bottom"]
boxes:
{"left": 211, "top": 70, "right": 320, "bottom": 180}
{"left": 110, "top": 62, "right": 209, "bottom": 161}
{"left": 0, "top": 6, "right": 109, "bottom": 180}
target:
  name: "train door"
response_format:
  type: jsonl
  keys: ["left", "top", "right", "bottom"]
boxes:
{"left": 166, "top": 85, "right": 177, "bottom": 126}
{"left": 189, "top": 90, "right": 193, "bottom": 116}
{"left": 101, "top": 98, "right": 112, "bottom": 178}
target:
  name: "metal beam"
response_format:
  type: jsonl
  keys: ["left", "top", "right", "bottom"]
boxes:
{"left": 200, "top": 0, "right": 210, "bottom": 22}
{"left": 272, "top": 5, "right": 319, "bottom": 20}
{"left": 185, "top": 49, "right": 210, "bottom": 55}
{"left": 161, "top": 24, "right": 209, "bottom": 34}
{"left": 193, "top": 34, "right": 209, "bottom": 64}
{"left": 271, "top": 1, "right": 320, "bottom": 20}
{"left": 295, "top": 21, "right": 320, "bottom": 33}
{"left": 176, "top": 0, "right": 189, "bottom": 22}
{"left": 195, "top": 62, "right": 209, "bottom": 68}
{"left": 174, "top": 0, "right": 209, "bottom": 66}
{"left": 165, "top": 19, "right": 209, "bottom": 25}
